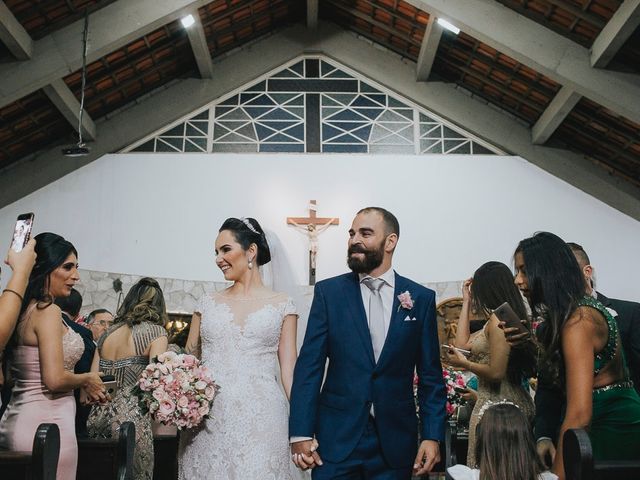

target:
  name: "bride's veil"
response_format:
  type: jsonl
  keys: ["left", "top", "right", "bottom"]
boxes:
{"left": 260, "top": 229, "right": 301, "bottom": 303}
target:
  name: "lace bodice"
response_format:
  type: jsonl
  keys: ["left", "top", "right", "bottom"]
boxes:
{"left": 195, "top": 292, "right": 296, "bottom": 384}
{"left": 179, "top": 291, "right": 303, "bottom": 480}
{"left": 62, "top": 327, "right": 84, "bottom": 371}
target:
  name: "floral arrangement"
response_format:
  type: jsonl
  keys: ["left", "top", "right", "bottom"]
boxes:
{"left": 442, "top": 366, "right": 466, "bottom": 417}
{"left": 133, "top": 351, "right": 220, "bottom": 430}
{"left": 413, "top": 367, "right": 466, "bottom": 418}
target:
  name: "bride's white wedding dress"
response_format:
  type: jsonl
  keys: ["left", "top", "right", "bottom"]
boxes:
{"left": 178, "top": 291, "right": 302, "bottom": 480}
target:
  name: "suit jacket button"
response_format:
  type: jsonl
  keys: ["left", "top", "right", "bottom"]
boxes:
{"left": 372, "top": 372, "right": 379, "bottom": 379}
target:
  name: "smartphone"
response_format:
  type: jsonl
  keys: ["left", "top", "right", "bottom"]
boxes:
{"left": 441, "top": 344, "right": 471, "bottom": 356}
{"left": 494, "top": 302, "right": 529, "bottom": 335}
{"left": 102, "top": 374, "right": 118, "bottom": 398}
{"left": 453, "top": 386, "right": 469, "bottom": 394}
{"left": 10, "top": 213, "right": 34, "bottom": 253}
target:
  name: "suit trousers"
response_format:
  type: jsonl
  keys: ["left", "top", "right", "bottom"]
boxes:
{"left": 312, "top": 416, "right": 413, "bottom": 480}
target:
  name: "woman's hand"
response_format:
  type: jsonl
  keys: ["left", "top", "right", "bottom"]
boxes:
{"left": 5, "top": 238, "right": 37, "bottom": 274}
{"left": 461, "top": 387, "right": 478, "bottom": 404}
{"left": 83, "top": 372, "right": 107, "bottom": 404}
{"left": 444, "top": 347, "right": 469, "bottom": 369}
{"left": 461, "top": 278, "right": 472, "bottom": 303}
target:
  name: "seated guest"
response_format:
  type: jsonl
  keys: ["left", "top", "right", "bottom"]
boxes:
{"left": 85, "top": 308, "right": 114, "bottom": 342}
{"left": 447, "top": 402, "right": 557, "bottom": 480}
{"left": 0, "top": 232, "right": 105, "bottom": 480}
{"left": 445, "top": 262, "right": 536, "bottom": 467}
{"left": 87, "top": 277, "right": 168, "bottom": 480}
{"left": 55, "top": 289, "right": 95, "bottom": 437}
{"left": 514, "top": 232, "right": 640, "bottom": 479}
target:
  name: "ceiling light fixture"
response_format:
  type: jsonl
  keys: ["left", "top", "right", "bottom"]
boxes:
{"left": 437, "top": 18, "right": 460, "bottom": 35}
{"left": 62, "top": 9, "right": 90, "bottom": 157}
{"left": 181, "top": 14, "right": 195, "bottom": 28}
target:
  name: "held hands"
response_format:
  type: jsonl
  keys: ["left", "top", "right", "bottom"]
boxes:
{"left": 413, "top": 439, "right": 440, "bottom": 476}
{"left": 5, "top": 238, "right": 37, "bottom": 275}
{"left": 291, "top": 439, "right": 323, "bottom": 470}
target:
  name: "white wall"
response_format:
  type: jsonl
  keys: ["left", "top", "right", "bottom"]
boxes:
{"left": 1, "top": 153, "right": 638, "bottom": 300}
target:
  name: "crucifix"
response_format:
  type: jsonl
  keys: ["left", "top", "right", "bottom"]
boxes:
{"left": 287, "top": 200, "right": 339, "bottom": 285}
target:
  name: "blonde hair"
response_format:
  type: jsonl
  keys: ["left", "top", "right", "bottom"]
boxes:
{"left": 115, "top": 277, "right": 168, "bottom": 327}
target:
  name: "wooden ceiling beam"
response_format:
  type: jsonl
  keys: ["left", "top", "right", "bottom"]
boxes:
{"left": 185, "top": 7, "right": 214, "bottom": 78}
{"left": 416, "top": 14, "right": 443, "bottom": 81}
{"left": 0, "top": 0, "right": 214, "bottom": 109}
{"left": 591, "top": 0, "right": 640, "bottom": 67}
{"left": 307, "top": 0, "right": 319, "bottom": 29}
{"left": 43, "top": 79, "right": 97, "bottom": 140}
{"left": 0, "top": 1, "right": 33, "bottom": 60}
{"left": 406, "top": 0, "right": 640, "bottom": 124}
{"left": 532, "top": 86, "right": 581, "bottom": 144}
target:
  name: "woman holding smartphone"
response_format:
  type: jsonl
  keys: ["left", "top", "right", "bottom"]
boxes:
{"left": 0, "top": 232, "right": 106, "bottom": 480}
{"left": 445, "top": 261, "right": 536, "bottom": 467}
{"left": 514, "top": 232, "right": 640, "bottom": 479}
{"left": 87, "top": 277, "right": 168, "bottom": 480}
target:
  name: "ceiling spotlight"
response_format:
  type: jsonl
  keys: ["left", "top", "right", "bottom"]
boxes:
{"left": 437, "top": 18, "right": 460, "bottom": 35}
{"left": 181, "top": 14, "right": 195, "bottom": 28}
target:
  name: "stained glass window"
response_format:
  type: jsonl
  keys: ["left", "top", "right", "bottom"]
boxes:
{"left": 126, "top": 56, "right": 502, "bottom": 155}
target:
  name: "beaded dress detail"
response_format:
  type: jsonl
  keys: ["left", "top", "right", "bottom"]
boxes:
{"left": 87, "top": 322, "right": 168, "bottom": 480}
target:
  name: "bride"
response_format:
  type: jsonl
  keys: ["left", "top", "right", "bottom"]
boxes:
{"left": 178, "top": 217, "right": 301, "bottom": 479}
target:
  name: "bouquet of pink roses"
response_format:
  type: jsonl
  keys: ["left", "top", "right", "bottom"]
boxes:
{"left": 133, "top": 351, "right": 220, "bottom": 430}
{"left": 442, "top": 366, "right": 466, "bottom": 417}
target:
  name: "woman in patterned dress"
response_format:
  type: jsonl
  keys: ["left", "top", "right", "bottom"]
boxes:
{"left": 444, "top": 261, "right": 536, "bottom": 467}
{"left": 87, "top": 277, "right": 169, "bottom": 480}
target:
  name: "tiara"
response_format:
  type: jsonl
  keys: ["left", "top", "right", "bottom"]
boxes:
{"left": 477, "top": 399, "right": 520, "bottom": 421}
{"left": 240, "top": 217, "right": 260, "bottom": 235}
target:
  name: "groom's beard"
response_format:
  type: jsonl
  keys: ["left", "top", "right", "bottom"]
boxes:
{"left": 347, "top": 240, "right": 385, "bottom": 274}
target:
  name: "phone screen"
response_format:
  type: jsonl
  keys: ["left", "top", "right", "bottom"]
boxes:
{"left": 11, "top": 213, "right": 34, "bottom": 253}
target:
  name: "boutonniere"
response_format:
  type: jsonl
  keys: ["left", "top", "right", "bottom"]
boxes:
{"left": 397, "top": 291, "right": 414, "bottom": 311}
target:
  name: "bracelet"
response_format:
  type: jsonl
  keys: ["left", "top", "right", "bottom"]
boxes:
{"left": 2, "top": 288, "right": 24, "bottom": 303}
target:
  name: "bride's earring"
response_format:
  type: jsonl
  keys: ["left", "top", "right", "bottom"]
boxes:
{"left": 248, "top": 257, "right": 253, "bottom": 270}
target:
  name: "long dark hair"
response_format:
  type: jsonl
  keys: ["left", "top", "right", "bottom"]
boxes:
{"left": 219, "top": 217, "right": 271, "bottom": 266}
{"left": 515, "top": 232, "right": 585, "bottom": 366}
{"left": 475, "top": 403, "right": 543, "bottom": 479}
{"left": 114, "top": 277, "right": 168, "bottom": 327}
{"left": 471, "top": 261, "right": 536, "bottom": 383}
{"left": 21, "top": 232, "right": 78, "bottom": 315}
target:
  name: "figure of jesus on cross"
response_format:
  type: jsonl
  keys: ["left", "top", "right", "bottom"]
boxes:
{"left": 287, "top": 200, "right": 339, "bottom": 285}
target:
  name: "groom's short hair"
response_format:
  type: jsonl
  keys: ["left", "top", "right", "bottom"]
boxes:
{"left": 357, "top": 207, "right": 399, "bottom": 237}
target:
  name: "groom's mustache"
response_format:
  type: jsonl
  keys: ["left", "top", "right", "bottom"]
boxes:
{"left": 348, "top": 245, "right": 368, "bottom": 255}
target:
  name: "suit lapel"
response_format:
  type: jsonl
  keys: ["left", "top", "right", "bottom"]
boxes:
{"left": 375, "top": 272, "right": 407, "bottom": 368}
{"left": 344, "top": 273, "right": 375, "bottom": 365}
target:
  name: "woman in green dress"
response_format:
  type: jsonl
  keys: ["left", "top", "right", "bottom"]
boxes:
{"left": 514, "top": 232, "right": 640, "bottom": 479}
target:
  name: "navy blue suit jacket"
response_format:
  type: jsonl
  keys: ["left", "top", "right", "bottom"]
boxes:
{"left": 289, "top": 272, "right": 446, "bottom": 468}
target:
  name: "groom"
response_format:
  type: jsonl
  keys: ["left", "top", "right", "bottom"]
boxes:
{"left": 289, "top": 207, "right": 446, "bottom": 478}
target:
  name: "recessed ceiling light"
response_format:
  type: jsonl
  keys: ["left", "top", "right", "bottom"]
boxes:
{"left": 181, "top": 14, "right": 195, "bottom": 28}
{"left": 437, "top": 18, "right": 460, "bottom": 35}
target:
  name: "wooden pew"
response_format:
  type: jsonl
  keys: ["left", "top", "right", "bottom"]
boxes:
{"left": 0, "top": 423, "right": 60, "bottom": 480}
{"left": 77, "top": 421, "right": 135, "bottom": 480}
{"left": 563, "top": 428, "right": 640, "bottom": 480}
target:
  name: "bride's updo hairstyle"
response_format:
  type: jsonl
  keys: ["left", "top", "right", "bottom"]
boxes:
{"left": 219, "top": 217, "right": 271, "bottom": 266}
{"left": 114, "top": 277, "right": 168, "bottom": 327}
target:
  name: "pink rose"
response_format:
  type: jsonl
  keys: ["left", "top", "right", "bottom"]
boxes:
{"left": 204, "top": 386, "right": 215, "bottom": 400}
{"left": 198, "top": 405, "right": 210, "bottom": 417}
{"left": 177, "top": 396, "right": 189, "bottom": 408}
{"left": 182, "top": 355, "right": 197, "bottom": 368}
{"left": 195, "top": 380, "right": 207, "bottom": 391}
{"left": 397, "top": 291, "right": 414, "bottom": 310}
{"left": 159, "top": 400, "right": 175, "bottom": 416}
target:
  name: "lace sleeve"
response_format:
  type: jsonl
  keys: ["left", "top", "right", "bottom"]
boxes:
{"left": 194, "top": 295, "right": 206, "bottom": 315}
{"left": 282, "top": 297, "right": 298, "bottom": 319}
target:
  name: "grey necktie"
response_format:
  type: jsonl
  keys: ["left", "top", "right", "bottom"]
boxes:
{"left": 362, "top": 277, "right": 386, "bottom": 362}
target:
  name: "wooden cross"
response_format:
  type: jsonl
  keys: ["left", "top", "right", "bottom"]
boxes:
{"left": 287, "top": 200, "right": 339, "bottom": 285}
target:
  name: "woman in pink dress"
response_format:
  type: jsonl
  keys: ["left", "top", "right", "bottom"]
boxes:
{"left": 0, "top": 232, "right": 105, "bottom": 480}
